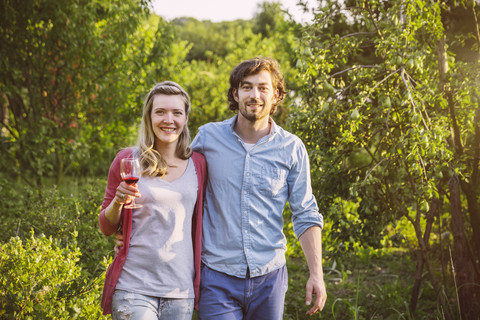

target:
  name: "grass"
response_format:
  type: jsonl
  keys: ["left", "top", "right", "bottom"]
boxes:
{"left": 284, "top": 246, "right": 454, "bottom": 320}
{"left": 1, "top": 176, "right": 459, "bottom": 319}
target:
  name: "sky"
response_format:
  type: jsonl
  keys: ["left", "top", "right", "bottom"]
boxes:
{"left": 150, "top": 0, "right": 316, "bottom": 23}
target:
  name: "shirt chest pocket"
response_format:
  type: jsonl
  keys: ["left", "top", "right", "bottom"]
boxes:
{"left": 253, "top": 166, "right": 288, "bottom": 198}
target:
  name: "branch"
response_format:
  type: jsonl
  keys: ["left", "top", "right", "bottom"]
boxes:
{"left": 0, "top": 120, "right": 16, "bottom": 138}
{"left": 400, "top": 68, "right": 430, "bottom": 130}
{"left": 472, "top": 100, "right": 480, "bottom": 187}
{"left": 328, "top": 64, "right": 378, "bottom": 79}
{"left": 368, "top": 67, "right": 402, "bottom": 94}
{"left": 363, "top": 156, "right": 389, "bottom": 182}
{"left": 341, "top": 31, "right": 377, "bottom": 39}
{"left": 365, "top": 0, "right": 384, "bottom": 40}
{"left": 327, "top": 32, "right": 377, "bottom": 49}
{"left": 445, "top": 83, "right": 464, "bottom": 156}
{"left": 386, "top": 84, "right": 401, "bottom": 131}
{"left": 405, "top": 71, "right": 432, "bottom": 125}
{"left": 473, "top": 0, "right": 480, "bottom": 55}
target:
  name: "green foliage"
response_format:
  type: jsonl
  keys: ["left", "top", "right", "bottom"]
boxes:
{"left": 0, "top": 176, "right": 114, "bottom": 277}
{"left": 0, "top": 0, "right": 153, "bottom": 185}
{"left": 170, "top": 1, "right": 302, "bottom": 129}
{"left": 171, "top": 17, "right": 250, "bottom": 61}
{"left": 291, "top": 0, "right": 471, "bottom": 250}
{"left": 2, "top": 0, "right": 477, "bottom": 317}
{"left": 252, "top": 1, "right": 291, "bottom": 37}
{"left": 292, "top": 0, "right": 450, "bottom": 248}
{"left": 291, "top": 0, "right": 479, "bottom": 317}
{"left": 0, "top": 231, "right": 107, "bottom": 319}
{"left": 0, "top": 175, "right": 112, "bottom": 319}
{"left": 284, "top": 246, "right": 453, "bottom": 320}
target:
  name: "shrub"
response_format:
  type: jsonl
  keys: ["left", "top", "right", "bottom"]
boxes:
{"left": 0, "top": 177, "right": 114, "bottom": 276}
{"left": 0, "top": 230, "right": 107, "bottom": 319}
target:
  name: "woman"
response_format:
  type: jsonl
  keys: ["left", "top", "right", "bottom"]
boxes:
{"left": 98, "top": 81, "right": 207, "bottom": 319}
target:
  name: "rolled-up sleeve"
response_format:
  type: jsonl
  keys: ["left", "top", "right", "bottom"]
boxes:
{"left": 287, "top": 141, "right": 323, "bottom": 238}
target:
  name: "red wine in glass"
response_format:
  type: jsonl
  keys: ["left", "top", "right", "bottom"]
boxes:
{"left": 123, "top": 177, "right": 139, "bottom": 185}
{"left": 120, "top": 158, "right": 143, "bottom": 209}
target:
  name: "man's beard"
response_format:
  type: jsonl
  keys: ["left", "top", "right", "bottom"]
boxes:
{"left": 239, "top": 100, "right": 270, "bottom": 122}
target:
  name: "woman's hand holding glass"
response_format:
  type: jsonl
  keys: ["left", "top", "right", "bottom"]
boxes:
{"left": 117, "top": 158, "right": 142, "bottom": 209}
{"left": 115, "top": 181, "right": 141, "bottom": 206}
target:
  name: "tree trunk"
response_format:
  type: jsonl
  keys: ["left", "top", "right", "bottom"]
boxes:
{"left": 1, "top": 94, "right": 8, "bottom": 136}
{"left": 409, "top": 250, "right": 425, "bottom": 315}
{"left": 459, "top": 99, "right": 480, "bottom": 257}
{"left": 409, "top": 198, "right": 451, "bottom": 318}
{"left": 439, "top": 28, "right": 480, "bottom": 318}
{"left": 449, "top": 175, "right": 480, "bottom": 319}
{"left": 460, "top": 180, "right": 480, "bottom": 260}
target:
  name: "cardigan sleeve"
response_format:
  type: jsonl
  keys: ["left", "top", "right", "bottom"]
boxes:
{"left": 98, "top": 148, "right": 132, "bottom": 236}
{"left": 191, "top": 151, "right": 207, "bottom": 310}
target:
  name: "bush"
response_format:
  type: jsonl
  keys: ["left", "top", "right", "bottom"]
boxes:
{"left": 0, "top": 176, "right": 113, "bottom": 319}
{"left": 0, "top": 177, "right": 114, "bottom": 276}
{"left": 0, "top": 231, "right": 107, "bottom": 319}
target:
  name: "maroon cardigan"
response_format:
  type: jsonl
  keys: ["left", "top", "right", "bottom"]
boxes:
{"left": 98, "top": 148, "right": 207, "bottom": 315}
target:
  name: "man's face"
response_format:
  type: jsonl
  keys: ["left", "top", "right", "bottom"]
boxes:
{"left": 234, "top": 70, "right": 279, "bottom": 122}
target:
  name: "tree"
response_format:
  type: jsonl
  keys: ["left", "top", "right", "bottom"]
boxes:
{"left": 291, "top": 0, "right": 480, "bottom": 318}
{"left": 0, "top": 0, "right": 152, "bottom": 186}
{"left": 253, "top": 1, "right": 286, "bottom": 37}
{"left": 168, "top": 3, "right": 302, "bottom": 132}
{"left": 171, "top": 17, "right": 251, "bottom": 62}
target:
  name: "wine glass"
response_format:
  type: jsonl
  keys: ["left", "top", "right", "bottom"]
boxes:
{"left": 120, "top": 158, "right": 143, "bottom": 209}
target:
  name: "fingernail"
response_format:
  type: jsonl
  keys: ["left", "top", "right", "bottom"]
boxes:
{"left": 306, "top": 300, "right": 311, "bottom": 306}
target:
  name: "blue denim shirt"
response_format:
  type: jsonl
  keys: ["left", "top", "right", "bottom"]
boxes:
{"left": 191, "top": 116, "right": 323, "bottom": 278}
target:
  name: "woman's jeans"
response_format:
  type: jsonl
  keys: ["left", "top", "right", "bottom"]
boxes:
{"left": 112, "top": 290, "right": 194, "bottom": 320}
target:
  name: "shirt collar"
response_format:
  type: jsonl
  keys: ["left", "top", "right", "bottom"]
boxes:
{"left": 228, "top": 115, "right": 278, "bottom": 140}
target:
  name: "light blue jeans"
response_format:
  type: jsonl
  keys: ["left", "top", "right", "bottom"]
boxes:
{"left": 112, "top": 290, "right": 194, "bottom": 320}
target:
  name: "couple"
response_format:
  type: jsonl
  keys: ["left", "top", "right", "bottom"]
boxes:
{"left": 98, "top": 57, "right": 327, "bottom": 320}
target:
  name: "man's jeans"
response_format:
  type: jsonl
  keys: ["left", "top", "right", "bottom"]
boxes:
{"left": 198, "top": 264, "right": 288, "bottom": 320}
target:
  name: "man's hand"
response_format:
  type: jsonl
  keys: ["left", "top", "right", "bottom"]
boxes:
{"left": 113, "top": 231, "right": 124, "bottom": 255}
{"left": 298, "top": 226, "right": 327, "bottom": 316}
{"left": 305, "top": 275, "right": 327, "bottom": 315}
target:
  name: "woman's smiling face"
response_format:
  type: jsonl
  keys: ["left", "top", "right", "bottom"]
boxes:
{"left": 150, "top": 94, "right": 188, "bottom": 147}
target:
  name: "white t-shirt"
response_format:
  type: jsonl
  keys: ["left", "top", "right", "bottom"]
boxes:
{"left": 116, "top": 158, "right": 198, "bottom": 298}
{"left": 244, "top": 142, "right": 255, "bottom": 151}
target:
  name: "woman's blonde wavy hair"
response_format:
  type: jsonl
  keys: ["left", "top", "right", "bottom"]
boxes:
{"left": 136, "top": 81, "right": 192, "bottom": 177}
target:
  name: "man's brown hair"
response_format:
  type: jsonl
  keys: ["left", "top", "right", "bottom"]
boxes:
{"left": 227, "top": 57, "right": 286, "bottom": 115}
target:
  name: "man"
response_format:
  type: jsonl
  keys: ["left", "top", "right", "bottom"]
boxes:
{"left": 191, "top": 57, "right": 326, "bottom": 319}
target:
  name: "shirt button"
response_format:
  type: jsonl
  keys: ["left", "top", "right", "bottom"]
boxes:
{"left": 244, "top": 211, "right": 247, "bottom": 214}
{"left": 246, "top": 172, "right": 250, "bottom": 176}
